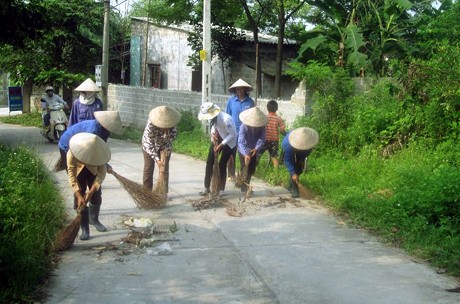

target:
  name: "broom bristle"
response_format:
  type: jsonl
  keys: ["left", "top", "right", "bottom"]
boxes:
{"left": 152, "top": 171, "right": 167, "bottom": 197}
{"left": 234, "top": 166, "right": 248, "bottom": 188}
{"left": 53, "top": 213, "right": 81, "bottom": 251}
{"left": 298, "top": 183, "right": 316, "bottom": 200}
{"left": 210, "top": 152, "right": 220, "bottom": 196}
{"left": 112, "top": 171, "right": 166, "bottom": 209}
{"left": 53, "top": 155, "right": 66, "bottom": 172}
{"left": 152, "top": 150, "right": 168, "bottom": 201}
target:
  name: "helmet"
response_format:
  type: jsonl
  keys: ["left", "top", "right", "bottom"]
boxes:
{"left": 45, "top": 86, "right": 54, "bottom": 92}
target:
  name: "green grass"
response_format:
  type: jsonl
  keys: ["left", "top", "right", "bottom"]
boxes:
{"left": 0, "top": 145, "right": 66, "bottom": 303}
{"left": 0, "top": 112, "right": 42, "bottom": 127}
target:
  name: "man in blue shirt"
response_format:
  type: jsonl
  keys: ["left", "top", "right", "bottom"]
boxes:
{"left": 282, "top": 127, "right": 319, "bottom": 198}
{"left": 225, "top": 79, "right": 255, "bottom": 179}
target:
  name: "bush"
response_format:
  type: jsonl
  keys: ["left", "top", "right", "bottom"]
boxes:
{"left": 0, "top": 145, "right": 66, "bottom": 302}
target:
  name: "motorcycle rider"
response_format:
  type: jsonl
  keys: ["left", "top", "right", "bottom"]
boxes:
{"left": 40, "top": 86, "right": 68, "bottom": 137}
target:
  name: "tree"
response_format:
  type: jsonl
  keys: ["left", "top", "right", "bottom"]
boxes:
{"left": 272, "top": 0, "right": 309, "bottom": 97}
{"left": 0, "top": 0, "right": 108, "bottom": 108}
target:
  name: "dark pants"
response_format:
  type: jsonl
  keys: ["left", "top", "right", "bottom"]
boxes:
{"left": 238, "top": 152, "right": 257, "bottom": 185}
{"left": 73, "top": 167, "right": 102, "bottom": 210}
{"left": 143, "top": 149, "right": 171, "bottom": 192}
{"left": 59, "top": 148, "right": 68, "bottom": 170}
{"left": 289, "top": 154, "right": 305, "bottom": 194}
{"left": 43, "top": 112, "right": 51, "bottom": 127}
{"left": 204, "top": 143, "right": 235, "bottom": 191}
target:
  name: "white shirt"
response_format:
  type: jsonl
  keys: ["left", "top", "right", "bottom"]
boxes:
{"left": 211, "top": 112, "right": 237, "bottom": 149}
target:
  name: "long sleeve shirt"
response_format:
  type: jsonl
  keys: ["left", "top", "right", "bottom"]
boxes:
{"left": 41, "top": 93, "right": 66, "bottom": 110}
{"left": 238, "top": 124, "right": 266, "bottom": 156}
{"left": 68, "top": 98, "right": 103, "bottom": 127}
{"left": 67, "top": 150, "right": 106, "bottom": 193}
{"left": 211, "top": 112, "right": 237, "bottom": 149}
{"left": 282, "top": 132, "right": 313, "bottom": 176}
{"left": 58, "top": 120, "right": 110, "bottom": 152}
{"left": 225, "top": 94, "right": 254, "bottom": 133}
{"left": 142, "top": 121, "right": 178, "bottom": 161}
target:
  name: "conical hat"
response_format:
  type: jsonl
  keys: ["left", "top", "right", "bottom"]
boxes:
{"left": 239, "top": 107, "right": 268, "bottom": 128}
{"left": 228, "top": 79, "right": 253, "bottom": 93}
{"left": 69, "top": 133, "right": 111, "bottom": 166}
{"left": 149, "top": 106, "right": 181, "bottom": 128}
{"left": 288, "top": 127, "right": 319, "bottom": 151}
{"left": 94, "top": 111, "right": 123, "bottom": 135}
{"left": 198, "top": 102, "right": 221, "bottom": 121}
{"left": 75, "top": 78, "right": 101, "bottom": 92}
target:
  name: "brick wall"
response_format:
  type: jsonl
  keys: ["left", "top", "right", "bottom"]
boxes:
{"left": 107, "top": 84, "right": 306, "bottom": 130}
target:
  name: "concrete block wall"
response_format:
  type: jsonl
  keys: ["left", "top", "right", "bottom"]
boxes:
{"left": 107, "top": 84, "right": 306, "bottom": 130}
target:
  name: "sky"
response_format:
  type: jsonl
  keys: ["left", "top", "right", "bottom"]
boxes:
{"left": 112, "top": 0, "right": 134, "bottom": 17}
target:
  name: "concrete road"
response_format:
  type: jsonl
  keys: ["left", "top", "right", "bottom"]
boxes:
{"left": 0, "top": 120, "right": 458, "bottom": 304}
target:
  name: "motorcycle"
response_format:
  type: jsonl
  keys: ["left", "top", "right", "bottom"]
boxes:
{"left": 41, "top": 103, "right": 69, "bottom": 143}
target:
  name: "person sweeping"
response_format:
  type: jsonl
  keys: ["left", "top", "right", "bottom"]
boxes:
{"left": 237, "top": 107, "right": 268, "bottom": 193}
{"left": 142, "top": 106, "right": 181, "bottom": 193}
{"left": 56, "top": 111, "right": 122, "bottom": 232}
{"left": 282, "top": 127, "right": 319, "bottom": 198}
{"left": 66, "top": 132, "right": 111, "bottom": 241}
{"left": 198, "top": 102, "right": 237, "bottom": 197}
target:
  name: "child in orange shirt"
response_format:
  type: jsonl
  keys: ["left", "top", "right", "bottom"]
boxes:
{"left": 260, "top": 100, "right": 286, "bottom": 168}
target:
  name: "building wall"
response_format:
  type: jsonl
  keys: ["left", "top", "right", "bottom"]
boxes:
{"left": 131, "top": 21, "right": 194, "bottom": 90}
{"left": 130, "top": 18, "right": 299, "bottom": 99}
{"left": 107, "top": 84, "right": 307, "bottom": 130}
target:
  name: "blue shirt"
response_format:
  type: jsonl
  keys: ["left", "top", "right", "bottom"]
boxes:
{"left": 225, "top": 94, "right": 254, "bottom": 133}
{"left": 238, "top": 124, "right": 266, "bottom": 156}
{"left": 68, "top": 98, "right": 103, "bottom": 127}
{"left": 282, "top": 131, "right": 312, "bottom": 176}
{"left": 58, "top": 120, "right": 110, "bottom": 152}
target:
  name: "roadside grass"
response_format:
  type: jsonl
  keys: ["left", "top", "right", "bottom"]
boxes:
{"left": 0, "top": 144, "right": 66, "bottom": 303}
{"left": 0, "top": 112, "right": 42, "bottom": 127}
{"left": 1, "top": 110, "right": 459, "bottom": 303}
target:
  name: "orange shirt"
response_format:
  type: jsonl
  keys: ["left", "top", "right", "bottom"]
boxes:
{"left": 265, "top": 112, "right": 285, "bottom": 141}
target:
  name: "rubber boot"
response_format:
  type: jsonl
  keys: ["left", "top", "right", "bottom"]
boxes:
{"left": 79, "top": 207, "right": 90, "bottom": 240}
{"left": 89, "top": 203, "right": 107, "bottom": 232}
{"left": 291, "top": 180, "right": 300, "bottom": 198}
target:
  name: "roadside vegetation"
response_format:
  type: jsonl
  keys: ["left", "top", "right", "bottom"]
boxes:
{"left": 0, "top": 145, "right": 66, "bottom": 303}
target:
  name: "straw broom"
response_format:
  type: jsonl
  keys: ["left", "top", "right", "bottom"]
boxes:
{"left": 152, "top": 150, "right": 169, "bottom": 202}
{"left": 53, "top": 207, "right": 83, "bottom": 251}
{"left": 210, "top": 150, "right": 221, "bottom": 196}
{"left": 234, "top": 165, "right": 249, "bottom": 189}
{"left": 53, "top": 154, "right": 66, "bottom": 172}
{"left": 110, "top": 170, "right": 166, "bottom": 209}
{"left": 296, "top": 181, "right": 316, "bottom": 200}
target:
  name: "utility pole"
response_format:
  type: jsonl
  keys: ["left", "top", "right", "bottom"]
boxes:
{"left": 201, "top": 0, "right": 211, "bottom": 105}
{"left": 101, "top": 0, "right": 110, "bottom": 109}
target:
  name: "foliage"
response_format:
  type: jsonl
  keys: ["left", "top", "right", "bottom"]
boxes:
{"left": 306, "top": 142, "right": 460, "bottom": 275}
{"left": 0, "top": 0, "right": 46, "bottom": 47}
{"left": 0, "top": 0, "right": 129, "bottom": 88}
{"left": 174, "top": 110, "right": 209, "bottom": 160}
{"left": 0, "top": 145, "right": 66, "bottom": 302}
{"left": 0, "top": 112, "right": 42, "bottom": 128}
{"left": 297, "top": 0, "right": 439, "bottom": 77}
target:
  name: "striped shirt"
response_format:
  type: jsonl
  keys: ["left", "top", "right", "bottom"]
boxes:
{"left": 265, "top": 113, "right": 285, "bottom": 141}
